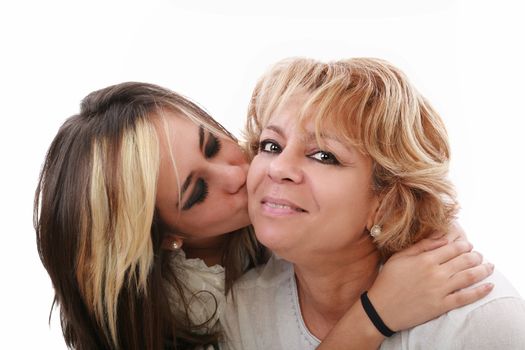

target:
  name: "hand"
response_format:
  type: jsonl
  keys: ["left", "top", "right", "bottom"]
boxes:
{"left": 429, "top": 220, "right": 467, "bottom": 242}
{"left": 367, "top": 233, "right": 494, "bottom": 332}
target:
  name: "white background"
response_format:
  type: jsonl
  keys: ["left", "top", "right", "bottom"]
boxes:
{"left": 1, "top": 0, "right": 523, "bottom": 348}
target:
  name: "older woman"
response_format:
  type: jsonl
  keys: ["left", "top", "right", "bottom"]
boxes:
{"left": 221, "top": 58, "right": 525, "bottom": 349}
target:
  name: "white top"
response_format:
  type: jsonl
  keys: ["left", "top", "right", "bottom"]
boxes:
{"left": 165, "top": 250, "right": 226, "bottom": 332}
{"left": 220, "top": 254, "right": 525, "bottom": 350}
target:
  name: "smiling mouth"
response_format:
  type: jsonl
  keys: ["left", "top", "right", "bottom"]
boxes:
{"left": 261, "top": 198, "right": 307, "bottom": 213}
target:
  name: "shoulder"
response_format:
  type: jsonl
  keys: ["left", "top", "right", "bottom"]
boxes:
{"left": 449, "top": 267, "right": 522, "bottom": 317}
{"left": 222, "top": 254, "right": 294, "bottom": 315}
{"left": 442, "top": 269, "right": 525, "bottom": 349}
{"left": 384, "top": 269, "right": 525, "bottom": 349}
{"left": 230, "top": 253, "right": 293, "bottom": 291}
{"left": 164, "top": 251, "right": 226, "bottom": 330}
{"left": 219, "top": 255, "right": 299, "bottom": 349}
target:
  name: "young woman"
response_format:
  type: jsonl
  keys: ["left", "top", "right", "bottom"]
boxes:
{"left": 221, "top": 57, "right": 525, "bottom": 349}
{"left": 35, "top": 81, "right": 494, "bottom": 350}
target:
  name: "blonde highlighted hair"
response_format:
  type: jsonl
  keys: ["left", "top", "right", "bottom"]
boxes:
{"left": 35, "top": 82, "right": 265, "bottom": 350}
{"left": 77, "top": 117, "right": 159, "bottom": 345}
{"left": 245, "top": 57, "right": 458, "bottom": 258}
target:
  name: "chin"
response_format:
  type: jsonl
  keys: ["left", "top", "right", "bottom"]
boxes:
{"left": 254, "top": 227, "right": 287, "bottom": 251}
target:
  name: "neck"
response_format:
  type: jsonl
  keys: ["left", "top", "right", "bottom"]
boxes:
{"left": 182, "top": 234, "right": 228, "bottom": 267}
{"left": 294, "top": 235, "right": 381, "bottom": 339}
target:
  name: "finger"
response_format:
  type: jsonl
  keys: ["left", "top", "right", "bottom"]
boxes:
{"left": 442, "top": 251, "right": 483, "bottom": 276}
{"left": 428, "top": 240, "right": 473, "bottom": 264}
{"left": 448, "top": 263, "right": 495, "bottom": 292}
{"left": 395, "top": 237, "right": 448, "bottom": 257}
{"left": 431, "top": 221, "right": 468, "bottom": 243}
{"left": 427, "top": 230, "right": 446, "bottom": 240}
{"left": 448, "top": 221, "right": 468, "bottom": 242}
{"left": 443, "top": 282, "right": 494, "bottom": 311}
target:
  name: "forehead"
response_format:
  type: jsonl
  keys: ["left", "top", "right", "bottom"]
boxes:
{"left": 265, "top": 96, "right": 353, "bottom": 146}
{"left": 153, "top": 110, "right": 198, "bottom": 161}
{"left": 153, "top": 110, "right": 201, "bottom": 208}
{"left": 151, "top": 106, "right": 224, "bottom": 138}
{"left": 151, "top": 109, "right": 190, "bottom": 133}
{"left": 151, "top": 108, "right": 209, "bottom": 150}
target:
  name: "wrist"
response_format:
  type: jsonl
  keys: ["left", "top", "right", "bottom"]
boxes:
{"left": 366, "top": 287, "right": 398, "bottom": 332}
{"left": 346, "top": 297, "right": 386, "bottom": 346}
{"left": 319, "top": 298, "right": 385, "bottom": 350}
{"left": 360, "top": 291, "right": 396, "bottom": 337}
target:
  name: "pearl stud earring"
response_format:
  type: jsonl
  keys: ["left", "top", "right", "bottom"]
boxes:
{"left": 370, "top": 224, "right": 382, "bottom": 238}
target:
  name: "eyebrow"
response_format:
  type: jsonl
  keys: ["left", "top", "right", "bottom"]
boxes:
{"left": 265, "top": 125, "right": 285, "bottom": 137}
{"left": 199, "top": 125, "right": 205, "bottom": 150}
{"left": 265, "top": 124, "right": 342, "bottom": 144}
{"left": 181, "top": 173, "right": 193, "bottom": 198}
{"left": 177, "top": 125, "right": 203, "bottom": 208}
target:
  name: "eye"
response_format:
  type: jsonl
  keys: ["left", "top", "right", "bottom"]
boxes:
{"left": 204, "top": 133, "right": 222, "bottom": 158}
{"left": 259, "top": 140, "right": 281, "bottom": 154}
{"left": 308, "top": 150, "right": 340, "bottom": 165}
{"left": 182, "top": 178, "right": 209, "bottom": 210}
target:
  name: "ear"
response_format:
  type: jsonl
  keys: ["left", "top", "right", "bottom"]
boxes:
{"left": 366, "top": 194, "right": 381, "bottom": 231}
{"left": 161, "top": 234, "right": 184, "bottom": 251}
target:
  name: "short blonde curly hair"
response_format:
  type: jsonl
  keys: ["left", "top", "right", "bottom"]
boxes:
{"left": 244, "top": 57, "right": 458, "bottom": 258}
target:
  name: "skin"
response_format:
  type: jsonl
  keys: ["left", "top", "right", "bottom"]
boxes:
{"left": 248, "top": 98, "right": 379, "bottom": 266}
{"left": 153, "top": 107, "right": 494, "bottom": 349}
{"left": 154, "top": 112, "right": 250, "bottom": 264}
{"left": 248, "top": 99, "right": 383, "bottom": 337}
{"left": 246, "top": 97, "right": 494, "bottom": 342}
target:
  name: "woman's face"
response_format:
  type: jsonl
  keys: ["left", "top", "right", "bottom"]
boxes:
{"left": 155, "top": 111, "right": 250, "bottom": 241}
{"left": 247, "top": 98, "right": 378, "bottom": 262}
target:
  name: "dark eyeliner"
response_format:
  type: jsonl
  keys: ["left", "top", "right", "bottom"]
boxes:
{"left": 204, "top": 133, "right": 221, "bottom": 158}
{"left": 308, "top": 150, "right": 341, "bottom": 165}
{"left": 182, "top": 178, "right": 209, "bottom": 210}
{"left": 259, "top": 139, "right": 281, "bottom": 153}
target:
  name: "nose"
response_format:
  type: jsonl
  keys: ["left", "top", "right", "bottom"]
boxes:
{"left": 268, "top": 148, "right": 303, "bottom": 184}
{"left": 211, "top": 162, "right": 247, "bottom": 194}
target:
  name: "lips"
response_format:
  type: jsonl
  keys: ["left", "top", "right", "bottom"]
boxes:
{"left": 261, "top": 196, "right": 307, "bottom": 214}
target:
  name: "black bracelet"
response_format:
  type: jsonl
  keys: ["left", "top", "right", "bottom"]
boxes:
{"left": 360, "top": 291, "right": 396, "bottom": 337}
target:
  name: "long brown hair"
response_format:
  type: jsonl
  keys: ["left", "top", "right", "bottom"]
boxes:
{"left": 34, "top": 82, "right": 266, "bottom": 349}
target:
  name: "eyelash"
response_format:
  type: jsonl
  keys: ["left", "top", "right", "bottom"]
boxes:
{"left": 205, "top": 134, "right": 222, "bottom": 158}
{"left": 309, "top": 150, "right": 340, "bottom": 165}
{"left": 259, "top": 139, "right": 281, "bottom": 153}
{"left": 182, "top": 133, "right": 221, "bottom": 211}
{"left": 182, "top": 178, "right": 209, "bottom": 210}
{"left": 259, "top": 139, "right": 341, "bottom": 165}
